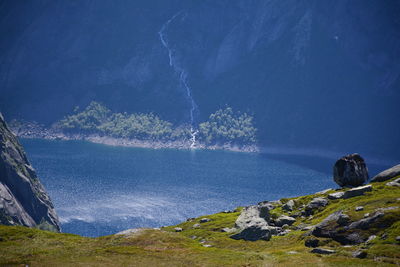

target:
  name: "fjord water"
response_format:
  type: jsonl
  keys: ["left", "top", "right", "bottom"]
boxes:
{"left": 21, "top": 139, "right": 386, "bottom": 237}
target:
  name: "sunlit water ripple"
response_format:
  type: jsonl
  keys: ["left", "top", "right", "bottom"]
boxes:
{"left": 21, "top": 139, "right": 389, "bottom": 237}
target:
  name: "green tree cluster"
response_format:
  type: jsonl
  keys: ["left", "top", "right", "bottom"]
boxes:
{"left": 198, "top": 107, "right": 256, "bottom": 145}
{"left": 56, "top": 102, "right": 257, "bottom": 145}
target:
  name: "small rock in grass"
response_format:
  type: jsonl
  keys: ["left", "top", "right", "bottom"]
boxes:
{"left": 230, "top": 225, "right": 272, "bottom": 241}
{"left": 301, "top": 226, "right": 314, "bottom": 231}
{"left": 287, "top": 251, "right": 298, "bottom": 254}
{"left": 364, "top": 213, "right": 370, "bottom": 218}
{"left": 355, "top": 206, "right": 364, "bottom": 211}
{"left": 316, "top": 188, "right": 333, "bottom": 195}
{"left": 186, "top": 217, "right": 195, "bottom": 222}
{"left": 282, "top": 199, "right": 295, "bottom": 211}
{"left": 190, "top": 235, "right": 197, "bottom": 239}
{"left": 305, "top": 198, "right": 328, "bottom": 215}
{"left": 328, "top": 192, "right": 344, "bottom": 200}
{"left": 343, "top": 185, "right": 372, "bottom": 199}
{"left": 366, "top": 235, "right": 377, "bottom": 243}
{"left": 277, "top": 230, "right": 291, "bottom": 236}
{"left": 311, "top": 248, "right": 335, "bottom": 254}
{"left": 221, "top": 227, "right": 236, "bottom": 233}
{"left": 275, "top": 215, "right": 296, "bottom": 227}
{"left": 386, "top": 178, "right": 400, "bottom": 186}
{"left": 200, "top": 218, "right": 211, "bottom": 223}
{"left": 202, "top": 244, "right": 212, "bottom": 248}
{"left": 192, "top": 223, "right": 201, "bottom": 228}
{"left": 337, "top": 213, "right": 351, "bottom": 226}
{"left": 174, "top": 227, "right": 183, "bottom": 232}
{"left": 305, "top": 238, "right": 319, "bottom": 248}
{"left": 396, "top": 236, "right": 400, "bottom": 242}
{"left": 353, "top": 250, "right": 367, "bottom": 259}
{"left": 222, "top": 210, "right": 233, "bottom": 213}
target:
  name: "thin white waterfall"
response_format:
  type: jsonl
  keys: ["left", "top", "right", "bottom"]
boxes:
{"left": 158, "top": 12, "right": 198, "bottom": 148}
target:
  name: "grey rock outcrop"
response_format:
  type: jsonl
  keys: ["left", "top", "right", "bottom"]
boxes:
{"left": 347, "top": 212, "right": 384, "bottom": 230}
{"left": 311, "top": 210, "right": 387, "bottom": 245}
{"left": 230, "top": 203, "right": 276, "bottom": 241}
{"left": 234, "top": 204, "right": 270, "bottom": 230}
{"left": 333, "top": 154, "right": 369, "bottom": 187}
{"left": 370, "top": 164, "right": 400, "bottom": 183}
{"left": 343, "top": 185, "right": 372, "bottom": 199}
{"left": 311, "top": 211, "right": 364, "bottom": 244}
{"left": 0, "top": 113, "right": 60, "bottom": 231}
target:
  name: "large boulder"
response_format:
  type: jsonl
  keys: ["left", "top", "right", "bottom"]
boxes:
{"left": 333, "top": 154, "right": 369, "bottom": 187}
{"left": 370, "top": 164, "right": 400, "bottom": 183}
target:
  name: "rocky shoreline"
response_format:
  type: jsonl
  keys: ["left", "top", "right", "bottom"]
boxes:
{"left": 9, "top": 121, "right": 259, "bottom": 153}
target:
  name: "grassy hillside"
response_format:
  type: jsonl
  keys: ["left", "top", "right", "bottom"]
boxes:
{"left": 0, "top": 176, "right": 399, "bottom": 266}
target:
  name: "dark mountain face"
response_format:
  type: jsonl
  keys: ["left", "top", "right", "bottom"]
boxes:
{"left": 0, "top": 0, "right": 399, "bottom": 159}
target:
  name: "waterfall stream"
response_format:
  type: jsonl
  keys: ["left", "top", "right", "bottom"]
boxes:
{"left": 159, "top": 12, "right": 198, "bottom": 148}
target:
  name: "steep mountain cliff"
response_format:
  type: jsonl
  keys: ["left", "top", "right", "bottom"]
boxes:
{"left": 0, "top": 0, "right": 399, "bottom": 159}
{"left": 0, "top": 113, "right": 60, "bottom": 231}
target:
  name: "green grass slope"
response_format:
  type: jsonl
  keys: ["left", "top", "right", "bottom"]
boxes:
{"left": 1, "top": 176, "right": 399, "bottom": 266}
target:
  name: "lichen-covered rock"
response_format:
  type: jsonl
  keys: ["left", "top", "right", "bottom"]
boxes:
{"left": 333, "top": 154, "right": 369, "bottom": 187}
{"left": 0, "top": 113, "right": 60, "bottom": 231}
{"left": 371, "top": 164, "right": 400, "bottom": 183}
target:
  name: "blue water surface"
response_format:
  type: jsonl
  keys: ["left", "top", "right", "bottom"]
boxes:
{"left": 21, "top": 139, "right": 388, "bottom": 237}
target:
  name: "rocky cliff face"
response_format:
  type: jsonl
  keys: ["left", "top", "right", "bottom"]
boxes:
{"left": 0, "top": 113, "right": 60, "bottom": 231}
